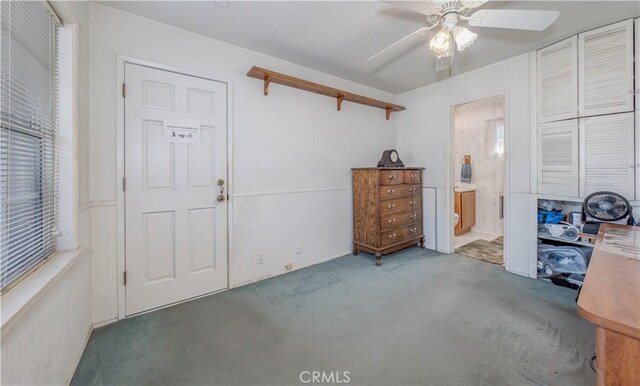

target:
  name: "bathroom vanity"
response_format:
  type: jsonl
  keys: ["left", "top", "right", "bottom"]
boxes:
{"left": 454, "top": 187, "right": 476, "bottom": 236}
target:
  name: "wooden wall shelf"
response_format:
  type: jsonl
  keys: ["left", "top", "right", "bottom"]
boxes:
{"left": 246, "top": 66, "right": 405, "bottom": 120}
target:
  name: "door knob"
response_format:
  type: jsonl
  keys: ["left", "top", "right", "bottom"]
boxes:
{"left": 217, "top": 179, "right": 226, "bottom": 202}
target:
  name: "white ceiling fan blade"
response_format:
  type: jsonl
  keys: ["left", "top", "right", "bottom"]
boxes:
{"left": 460, "top": 1, "right": 488, "bottom": 9}
{"left": 379, "top": 1, "right": 443, "bottom": 15}
{"left": 468, "top": 9, "right": 560, "bottom": 31}
{"left": 367, "top": 26, "right": 431, "bottom": 62}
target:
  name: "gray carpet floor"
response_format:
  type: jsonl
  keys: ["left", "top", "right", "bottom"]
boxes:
{"left": 72, "top": 249, "right": 595, "bottom": 385}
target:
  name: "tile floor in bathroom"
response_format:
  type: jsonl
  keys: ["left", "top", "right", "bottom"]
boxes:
{"left": 454, "top": 230, "right": 501, "bottom": 249}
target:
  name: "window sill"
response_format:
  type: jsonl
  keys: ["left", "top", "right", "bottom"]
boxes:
{"left": 1, "top": 248, "right": 86, "bottom": 335}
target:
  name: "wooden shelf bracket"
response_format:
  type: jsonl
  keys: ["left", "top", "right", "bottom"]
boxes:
{"left": 263, "top": 75, "right": 271, "bottom": 96}
{"left": 247, "top": 66, "right": 405, "bottom": 120}
{"left": 385, "top": 106, "right": 393, "bottom": 120}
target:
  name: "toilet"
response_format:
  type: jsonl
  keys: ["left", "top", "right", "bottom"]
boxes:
{"left": 453, "top": 212, "right": 460, "bottom": 227}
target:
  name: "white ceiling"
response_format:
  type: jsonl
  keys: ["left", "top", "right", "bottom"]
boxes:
{"left": 99, "top": 1, "right": 640, "bottom": 94}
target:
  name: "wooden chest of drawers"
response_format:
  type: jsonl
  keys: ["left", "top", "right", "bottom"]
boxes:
{"left": 352, "top": 167, "right": 425, "bottom": 265}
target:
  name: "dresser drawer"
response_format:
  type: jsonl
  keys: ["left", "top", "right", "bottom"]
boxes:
{"left": 379, "top": 170, "right": 403, "bottom": 185}
{"left": 379, "top": 184, "right": 421, "bottom": 201}
{"left": 406, "top": 224, "right": 423, "bottom": 240}
{"left": 381, "top": 225, "right": 423, "bottom": 247}
{"left": 380, "top": 210, "right": 421, "bottom": 232}
{"left": 379, "top": 196, "right": 422, "bottom": 217}
{"left": 403, "top": 170, "right": 421, "bottom": 184}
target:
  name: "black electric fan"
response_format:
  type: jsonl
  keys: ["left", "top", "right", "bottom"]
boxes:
{"left": 581, "top": 191, "right": 632, "bottom": 236}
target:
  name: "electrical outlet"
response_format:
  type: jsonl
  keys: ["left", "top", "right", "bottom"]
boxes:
{"left": 257, "top": 252, "right": 265, "bottom": 264}
{"left": 285, "top": 262, "right": 293, "bottom": 271}
{"left": 295, "top": 242, "right": 302, "bottom": 255}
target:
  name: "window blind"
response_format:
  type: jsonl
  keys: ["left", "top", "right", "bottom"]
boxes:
{"left": 1, "top": 1, "right": 60, "bottom": 290}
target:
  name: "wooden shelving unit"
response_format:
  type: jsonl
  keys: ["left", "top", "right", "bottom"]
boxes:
{"left": 246, "top": 66, "right": 406, "bottom": 120}
{"left": 538, "top": 235, "right": 594, "bottom": 248}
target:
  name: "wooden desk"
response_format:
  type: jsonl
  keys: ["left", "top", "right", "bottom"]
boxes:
{"left": 577, "top": 224, "right": 640, "bottom": 386}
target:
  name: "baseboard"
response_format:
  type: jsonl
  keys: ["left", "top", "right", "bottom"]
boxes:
{"left": 92, "top": 317, "right": 118, "bottom": 329}
{"left": 65, "top": 323, "right": 93, "bottom": 385}
{"left": 232, "top": 250, "right": 352, "bottom": 288}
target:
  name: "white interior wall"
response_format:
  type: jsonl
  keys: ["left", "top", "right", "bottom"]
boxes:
{"left": 73, "top": 0, "right": 91, "bottom": 212}
{"left": 396, "top": 53, "right": 533, "bottom": 277}
{"left": 453, "top": 97, "right": 505, "bottom": 236}
{"left": 88, "top": 3, "right": 397, "bottom": 324}
{"left": 0, "top": 248, "right": 92, "bottom": 385}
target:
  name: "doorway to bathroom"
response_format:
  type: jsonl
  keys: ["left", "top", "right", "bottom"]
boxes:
{"left": 451, "top": 96, "right": 505, "bottom": 265}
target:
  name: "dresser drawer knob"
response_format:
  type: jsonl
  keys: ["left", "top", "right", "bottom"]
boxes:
{"left": 388, "top": 219, "right": 396, "bottom": 223}
{"left": 410, "top": 201, "right": 416, "bottom": 205}
{"left": 387, "top": 189, "right": 395, "bottom": 194}
{"left": 388, "top": 204, "right": 395, "bottom": 209}
{"left": 389, "top": 233, "right": 397, "bottom": 238}
{"left": 388, "top": 174, "right": 396, "bottom": 179}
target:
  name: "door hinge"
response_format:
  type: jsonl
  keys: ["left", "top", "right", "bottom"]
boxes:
{"left": 122, "top": 177, "right": 127, "bottom": 192}
{"left": 122, "top": 83, "right": 127, "bottom": 98}
{"left": 123, "top": 271, "right": 127, "bottom": 286}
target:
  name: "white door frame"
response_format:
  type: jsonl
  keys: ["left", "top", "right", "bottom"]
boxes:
{"left": 115, "top": 56, "right": 234, "bottom": 320}
{"left": 447, "top": 91, "right": 510, "bottom": 270}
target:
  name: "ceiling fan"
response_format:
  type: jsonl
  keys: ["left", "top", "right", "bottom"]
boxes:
{"left": 368, "top": 1, "right": 560, "bottom": 70}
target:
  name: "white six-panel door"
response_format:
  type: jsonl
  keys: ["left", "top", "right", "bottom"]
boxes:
{"left": 124, "top": 63, "right": 228, "bottom": 315}
{"left": 537, "top": 36, "right": 578, "bottom": 123}
{"left": 578, "top": 19, "right": 634, "bottom": 117}
{"left": 537, "top": 119, "right": 579, "bottom": 197}
{"left": 579, "top": 113, "right": 635, "bottom": 199}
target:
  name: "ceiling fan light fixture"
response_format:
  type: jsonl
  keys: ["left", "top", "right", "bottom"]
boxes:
{"left": 453, "top": 26, "right": 477, "bottom": 52}
{"left": 433, "top": 47, "right": 451, "bottom": 59}
{"left": 429, "top": 28, "right": 450, "bottom": 57}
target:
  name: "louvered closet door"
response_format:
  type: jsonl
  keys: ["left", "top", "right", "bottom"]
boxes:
{"left": 578, "top": 19, "right": 634, "bottom": 117}
{"left": 580, "top": 113, "right": 635, "bottom": 199}
{"left": 537, "top": 36, "right": 578, "bottom": 123}
{"left": 537, "top": 120, "right": 579, "bottom": 197}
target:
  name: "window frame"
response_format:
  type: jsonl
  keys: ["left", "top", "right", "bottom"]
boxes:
{"left": 1, "top": 1, "right": 63, "bottom": 292}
